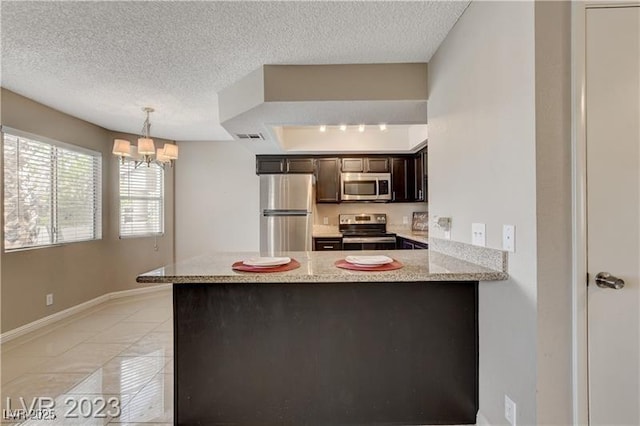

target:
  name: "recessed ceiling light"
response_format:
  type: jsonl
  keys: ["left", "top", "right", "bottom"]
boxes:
{"left": 379, "top": 123, "right": 387, "bottom": 131}
{"left": 358, "top": 124, "right": 365, "bottom": 132}
{"left": 339, "top": 124, "right": 347, "bottom": 132}
{"left": 319, "top": 125, "right": 327, "bottom": 132}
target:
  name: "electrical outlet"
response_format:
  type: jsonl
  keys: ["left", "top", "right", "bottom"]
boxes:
{"left": 323, "top": 217, "right": 329, "bottom": 225}
{"left": 503, "top": 225, "right": 515, "bottom": 252}
{"left": 46, "top": 293, "right": 54, "bottom": 306}
{"left": 471, "top": 223, "right": 486, "bottom": 246}
{"left": 505, "top": 395, "right": 517, "bottom": 426}
{"left": 402, "top": 216, "right": 409, "bottom": 225}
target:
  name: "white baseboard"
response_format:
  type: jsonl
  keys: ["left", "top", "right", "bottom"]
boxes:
{"left": 476, "top": 411, "right": 491, "bottom": 426}
{"left": 0, "top": 284, "right": 171, "bottom": 345}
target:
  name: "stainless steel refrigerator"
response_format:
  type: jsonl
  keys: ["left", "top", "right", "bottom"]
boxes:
{"left": 260, "top": 174, "right": 313, "bottom": 254}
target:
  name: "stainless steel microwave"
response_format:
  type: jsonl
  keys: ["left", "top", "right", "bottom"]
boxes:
{"left": 340, "top": 173, "right": 392, "bottom": 201}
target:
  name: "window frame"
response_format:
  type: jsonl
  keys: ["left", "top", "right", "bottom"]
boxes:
{"left": 1, "top": 126, "right": 103, "bottom": 252}
{"left": 118, "top": 158, "right": 165, "bottom": 239}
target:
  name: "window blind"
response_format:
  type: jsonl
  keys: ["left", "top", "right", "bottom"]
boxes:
{"left": 3, "top": 132, "right": 102, "bottom": 251}
{"left": 119, "top": 160, "right": 164, "bottom": 237}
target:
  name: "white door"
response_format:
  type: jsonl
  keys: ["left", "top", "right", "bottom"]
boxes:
{"left": 586, "top": 6, "right": 640, "bottom": 426}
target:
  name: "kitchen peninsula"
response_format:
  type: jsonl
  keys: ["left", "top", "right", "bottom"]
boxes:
{"left": 138, "top": 243, "right": 508, "bottom": 425}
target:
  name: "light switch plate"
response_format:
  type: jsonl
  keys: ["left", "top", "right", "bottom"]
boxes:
{"left": 402, "top": 216, "right": 409, "bottom": 225}
{"left": 503, "top": 225, "right": 515, "bottom": 252}
{"left": 472, "top": 223, "right": 486, "bottom": 247}
{"left": 323, "top": 217, "right": 329, "bottom": 225}
{"left": 46, "top": 293, "right": 53, "bottom": 306}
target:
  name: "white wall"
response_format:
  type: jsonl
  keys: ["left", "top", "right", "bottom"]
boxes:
{"left": 428, "top": 2, "right": 539, "bottom": 424}
{"left": 175, "top": 141, "right": 260, "bottom": 261}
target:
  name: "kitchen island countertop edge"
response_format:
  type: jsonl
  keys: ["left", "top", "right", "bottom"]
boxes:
{"left": 137, "top": 249, "right": 508, "bottom": 284}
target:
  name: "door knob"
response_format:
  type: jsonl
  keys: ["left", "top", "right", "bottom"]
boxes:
{"left": 595, "top": 272, "right": 625, "bottom": 289}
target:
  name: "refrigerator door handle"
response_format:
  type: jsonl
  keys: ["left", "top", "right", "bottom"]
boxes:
{"left": 263, "top": 209, "right": 311, "bottom": 217}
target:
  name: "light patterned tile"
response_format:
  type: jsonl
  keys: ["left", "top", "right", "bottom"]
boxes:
{"left": 152, "top": 320, "right": 172, "bottom": 333}
{"left": 1, "top": 355, "right": 50, "bottom": 384}
{"left": 1, "top": 330, "right": 95, "bottom": 358}
{"left": 87, "top": 322, "right": 157, "bottom": 345}
{"left": 60, "top": 312, "right": 125, "bottom": 332}
{"left": 32, "top": 343, "right": 130, "bottom": 374}
{"left": 121, "top": 308, "right": 171, "bottom": 324}
{"left": 161, "top": 358, "right": 173, "bottom": 375}
{"left": 111, "top": 374, "right": 172, "bottom": 424}
{"left": 1, "top": 373, "right": 88, "bottom": 409}
{"left": 67, "top": 357, "right": 164, "bottom": 395}
{"left": 119, "top": 333, "right": 172, "bottom": 358}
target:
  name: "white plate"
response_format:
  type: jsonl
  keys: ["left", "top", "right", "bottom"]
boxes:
{"left": 345, "top": 255, "right": 393, "bottom": 266}
{"left": 242, "top": 256, "right": 291, "bottom": 267}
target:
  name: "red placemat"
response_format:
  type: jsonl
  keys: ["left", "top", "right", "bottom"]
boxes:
{"left": 232, "top": 259, "right": 301, "bottom": 273}
{"left": 334, "top": 259, "right": 403, "bottom": 271}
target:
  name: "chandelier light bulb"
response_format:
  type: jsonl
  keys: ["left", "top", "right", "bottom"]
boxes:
{"left": 339, "top": 124, "right": 347, "bottom": 132}
{"left": 379, "top": 123, "right": 387, "bottom": 131}
{"left": 319, "top": 125, "right": 327, "bottom": 132}
{"left": 358, "top": 124, "right": 365, "bottom": 133}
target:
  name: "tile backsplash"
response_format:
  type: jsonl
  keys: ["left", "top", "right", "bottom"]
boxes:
{"left": 314, "top": 202, "right": 428, "bottom": 227}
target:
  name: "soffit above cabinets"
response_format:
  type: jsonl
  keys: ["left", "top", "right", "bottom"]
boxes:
{"left": 218, "top": 64, "right": 428, "bottom": 154}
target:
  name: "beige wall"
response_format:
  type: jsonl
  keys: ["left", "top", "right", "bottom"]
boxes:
{"left": 175, "top": 140, "right": 260, "bottom": 261}
{"left": 534, "top": 2, "right": 572, "bottom": 424}
{"left": 428, "top": 2, "right": 538, "bottom": 424}
{"left": 0, "top": 89, "right": 174, "bottom": 332}
{"left": 428, "top": 1, "right": 573, "bottom": 424}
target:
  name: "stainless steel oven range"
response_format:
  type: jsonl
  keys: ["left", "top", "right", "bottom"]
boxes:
{"left": 339, "top": 213, "right": 397, "bottom": 250}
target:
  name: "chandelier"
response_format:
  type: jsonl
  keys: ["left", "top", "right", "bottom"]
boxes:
{"left": 112, "top": 107, "right": 179, "bottom": 167}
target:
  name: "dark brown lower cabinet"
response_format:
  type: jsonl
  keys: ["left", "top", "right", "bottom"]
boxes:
{"left": 313, "top": 238, "right": 343, "bottom": 251}
{"left": 397, "top": 236, "right": 428, "bottom": 250}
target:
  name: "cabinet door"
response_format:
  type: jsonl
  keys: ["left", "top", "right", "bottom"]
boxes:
{"left": 313, "top": 238, "right": 343, "bottom": 251}
{"left": 413, "top": 241, "right": 429, "bottom": 250}
{"left": 398, "top": 238, "right": 415, "bottom": 250}
{"left": 341, "top": 158, "right": 364, "bottom": 172}
{"left": 391, "top": 158, "right": 410, "bottom": 202}
{"left": 286, "top": 158, "right": 315, "bottom": 173}
{"left": 256, "top": 158, "right": 284, "bottom": 174}
{"left": 414, "top": 154, "right": 425, "bottom": 201}
{"left": 365, "top": 158, "right": 390, "bottom": 173}
{"left": 316, "top": 158, "right": 341, "bottom": 203}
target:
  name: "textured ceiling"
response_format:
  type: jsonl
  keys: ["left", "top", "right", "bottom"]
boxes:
{"left": 1, "top": 1, "right": 469, "bottom": 141}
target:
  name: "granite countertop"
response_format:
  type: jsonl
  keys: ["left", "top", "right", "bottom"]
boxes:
{"left": 137, "top": 249, "right": 508, "bottom": 284}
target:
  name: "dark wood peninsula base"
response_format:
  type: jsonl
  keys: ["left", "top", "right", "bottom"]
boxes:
{"left": 173, "top": 281, "right": 479, "bottom": 425}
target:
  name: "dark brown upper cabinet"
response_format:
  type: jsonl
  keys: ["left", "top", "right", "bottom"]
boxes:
{"left": 315, "top": 158, "right": 341, "bottom": 203}
{"left": 256, "top": 158, "right": 284, "bottom": 174}
{"left": 414, "top": 147, "right": 427, "bottom": 202}
{"left": 341, "top": 157, "right": 390, "bottom": 173}
{"left": 256, "top": 157, "right": 314, "bottom": 174}
{"left": 286, "top": 158, "right": 315, "bottom": 173}
{"left": 341, "top": 158, "right": 365, "bottom": 172}
{"left": 391, "top": 157, "right": 416, "bottom": 202}
{"left": 365, "top": 157, "right": 390, "bottom": 173}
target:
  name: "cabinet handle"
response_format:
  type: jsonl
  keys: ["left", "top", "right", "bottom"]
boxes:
{"left": 323, "top": 246, "right": 334, "bottom": 249}
{"left": 419, "top": 189, "right": 422, "bottom": 199}
{"left": 393, "top": 191, "right": 396, "bottom": 200}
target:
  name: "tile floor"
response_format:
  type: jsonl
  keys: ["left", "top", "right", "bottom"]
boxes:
{"left": 1, "top": 289, "right": 173, "bottom": 425}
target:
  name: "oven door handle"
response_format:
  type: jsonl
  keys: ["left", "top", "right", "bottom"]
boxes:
{"left": 342, "top": 237, "right": 397, "bottom": 244}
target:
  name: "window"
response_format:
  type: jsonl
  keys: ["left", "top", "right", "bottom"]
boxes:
{"left": 3, "top": 130, "right": 102, "bottom": 251}
{"left": 119, "top": 160, "right": 164, "bottom": 237}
